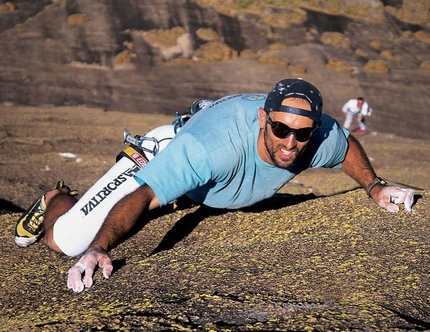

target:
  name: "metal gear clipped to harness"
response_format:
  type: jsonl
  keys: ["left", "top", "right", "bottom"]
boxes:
{"left": 122, "top": 99, "right": 214, "bottom": 160}
{"left": 172, "top": 99, "right": 213, "bottom": 133}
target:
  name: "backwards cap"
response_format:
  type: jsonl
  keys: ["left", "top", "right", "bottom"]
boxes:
{"left": 264, "top": 78, "right": 323, "bottom": 123}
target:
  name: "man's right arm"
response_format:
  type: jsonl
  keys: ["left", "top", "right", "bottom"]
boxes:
{"left": 67, "top": 184, "right": 160, "bottom": 292}
{"left": 341, "top": 101, "right": 350, "bottom": 113}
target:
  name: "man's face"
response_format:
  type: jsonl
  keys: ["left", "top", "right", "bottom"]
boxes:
{"left": 257, "top": 98, "right": 314, "bottom": 170}
{"left": 357, "top": 99, "right": 364, "bottom": 108}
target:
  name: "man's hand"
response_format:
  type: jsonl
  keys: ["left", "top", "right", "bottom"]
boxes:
{"left": 67, "top": 248, "right": 113, "bottom": 293}
{"left": 372, "top": 186, "right": 415, "bottom": 213}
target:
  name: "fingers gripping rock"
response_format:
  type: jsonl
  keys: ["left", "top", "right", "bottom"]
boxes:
{"left": 401, "top": 188, "right": 415, "bottom": 212}
{"left": 67, "top": 263, "right": 86, "bottom": 293}
{"left": 375, "top": 186, "right": 415, "bottom": 213}
{"left": 67, "top": 249, "right": 113, "bottom": 293}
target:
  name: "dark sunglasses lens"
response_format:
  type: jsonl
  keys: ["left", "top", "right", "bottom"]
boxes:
{"left": 295, "top": 127, "right": 313, "bottom": 142}
{"left": 272, "top": 122, "right": 313, "bottom": 142}
{"left": 271, "top": 123, "right": 288, "bottom": 138}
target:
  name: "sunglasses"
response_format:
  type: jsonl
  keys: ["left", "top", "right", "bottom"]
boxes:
{"left": 265, "top": 113, "right": 316, "bottom": 142}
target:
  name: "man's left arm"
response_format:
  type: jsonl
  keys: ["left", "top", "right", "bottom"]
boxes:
{"left": 341, "top": 135, "right": 414, "bottom": 213}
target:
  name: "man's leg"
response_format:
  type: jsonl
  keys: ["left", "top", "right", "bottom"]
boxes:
{"left": 17, "top": 118, "right": 189, "bottom": 255}
{"left": 343, "top": 112, "right": 353, "bottom": 129}
{"left": 15, "top": 181, "right": 78, "bottom": 249}
{"left": 51, "top": 156, "right": 141, "bottom": 257}
{"left": 358, "top": 117, "right": 367, "bottom": 131}
{"left": 43, "top": 191, "right": 79, "bottom": 253}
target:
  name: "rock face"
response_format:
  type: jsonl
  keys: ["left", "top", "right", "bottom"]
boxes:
{"left": 1, "top": 105, "right": 430, "bottom": 331}
{"left": 0, "top": 0, "right": 429, "bottom": 139}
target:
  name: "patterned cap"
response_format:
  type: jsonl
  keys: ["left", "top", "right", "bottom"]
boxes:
{"left": 264, "top": 78, "right": 323, "bottom": 123}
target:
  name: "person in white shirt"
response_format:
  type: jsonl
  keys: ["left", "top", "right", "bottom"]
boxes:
{"left": 341, "top": 97, "right": 372, "bottom": 133}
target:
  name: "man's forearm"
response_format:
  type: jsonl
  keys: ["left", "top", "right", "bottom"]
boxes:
{"left": 89, "top": 185, "right": 158, "bottom": 252}
{"left": 341, "top": 135, "right": 377, "bottom": 189}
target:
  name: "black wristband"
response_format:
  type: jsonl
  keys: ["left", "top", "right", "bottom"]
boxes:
{"left": 366, "top": 177, "right": 388, "bottom": 197}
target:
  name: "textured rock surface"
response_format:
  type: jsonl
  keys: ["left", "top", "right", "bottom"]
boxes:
{"left": 0, "top": 0, "right": 429, "bottom": 139}
{"left": 0, "top": 105, "right": 429, "bottom": 331}
{"left": 0, "top": 2, "right": 429, "bottom": 329}
{"left": 1, "top": 190, "right": 429, "bottom": 331}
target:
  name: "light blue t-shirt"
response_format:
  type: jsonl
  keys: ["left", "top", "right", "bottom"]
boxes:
{"left": 134, "top": 94, "right": 349, "bottom": 209}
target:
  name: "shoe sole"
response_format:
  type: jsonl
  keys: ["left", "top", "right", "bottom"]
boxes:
{"left": 15, "top": 235, "right": 38, "bottom": 247}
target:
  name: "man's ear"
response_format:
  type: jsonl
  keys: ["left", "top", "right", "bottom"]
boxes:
{"left": 258, "top": 107, "right": 266, "bottom": 129}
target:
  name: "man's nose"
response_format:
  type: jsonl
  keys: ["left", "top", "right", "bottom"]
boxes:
{"left": 283, "top": 133, "right": 297, "bottom": 149}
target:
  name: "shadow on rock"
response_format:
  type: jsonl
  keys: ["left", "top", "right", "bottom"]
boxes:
{"left": 0, "top": 199, "right": 24, "bottom": 215}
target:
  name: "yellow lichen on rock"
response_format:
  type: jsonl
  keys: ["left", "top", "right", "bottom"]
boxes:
{"left": 196, "top": 0, "right": 430, "bottom": 25}
{"left": 401, "top": 31, "right": 413, "bottom": 39}
{"left": 364, "top": 60, "right": 390, "bottom": 73}
{"left": 196, "top": 28, "right": 220, "bottom": 42}
{"left": 161, "top": 57, "right": 193, "bottom": 67}
{"left": 0, "top": 1, "right": 16, "bottom": 13}
{"left": 67, "top": 14, "right": 90, "bottom": 25}
{"left": 385, "top": 0, "right": 430, "bottom": 25}
{"left": 142, "top": 27, "right": 193, "bottom": 62}
{"left": 123, "top": 40, "right": 134, "bottom": 50}
{"left": 239, "top": 49, "right": 257, "bottom": 58}
{"left": 291, "top": 64, "right": 307, "bottom": 74}
{"left": 258, "top": 54, "right": 289, "bottom": 66}
{"left": 380, "top": 50, "right": 401, "bottom": 61}
{"left": 195, "top": 0, "right": 306, "bottom": 27}
{"left": 413, "top": 30, "right": 430, "bottom": 44}
{"left": 320, "top": 32, "right": 350, "bottom": 48}
{"left": 263, "top": 9, "right": 306, "bottom": 28}
{"left": 420, "top": 61, "right": 430, "bottom": 69}
{"left": 195, "top": 0, "right": 307, "bottom": 27}
{"left": 369, "top": 40, "right": 382, "bottom": 50}
{"left": 268, "top": 43, "right": 287, "bottom": 51}
{"left": 143, "top": 26, "right": 187, "bottom": 48}
{"left": 114, "top": 50, "right": 136, "bottom": 65}
{"left": 192, "top": 41, "right": 238, "bottom": 63}
{"left": 326, "top": 59, "right": 353, "bottom": 72}
{"left": 279, "top": 0, "right": 385, "bottom": 22}
{"left": 354, "top": 48, "right": 368, "bottom": 58}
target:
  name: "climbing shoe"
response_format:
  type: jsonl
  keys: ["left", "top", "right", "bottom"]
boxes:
{"left": 14, "top": 181, "right": 78, "bottom": 247}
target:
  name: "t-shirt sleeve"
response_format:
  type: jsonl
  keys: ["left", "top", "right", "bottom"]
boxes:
{"left": 134, "top": 132, "right": 212, "bottom": 206}
{"left": 308, "top": 115, "right": 350, "bottom": 169}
